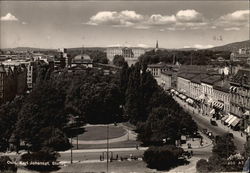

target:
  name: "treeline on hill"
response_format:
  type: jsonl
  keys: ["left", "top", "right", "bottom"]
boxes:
{"left": 139, "top": 49, "right": 231, "bottom": 65}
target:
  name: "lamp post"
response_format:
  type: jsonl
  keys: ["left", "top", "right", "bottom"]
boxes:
{"left": 70, "top": 137, "right": 73, "bottom": 164}
{"left": 107, "top": 124, "right": 109, "bottom": 173}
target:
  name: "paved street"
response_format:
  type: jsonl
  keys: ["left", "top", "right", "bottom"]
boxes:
{"left": 173, "top": 95, "right": 246, "bottom": 152}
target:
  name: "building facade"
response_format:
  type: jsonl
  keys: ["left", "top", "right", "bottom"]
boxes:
{"left": 213, "top": 79, "right": 231, "bottom": 116}
{"left": 230, "top": 69, "right": 250, "bottom": 118}
{"left": 106, "top": 47, "right": 146, "bottom": 66}
{"left": 160, "top": 71, "right": 172, "bottom": 91}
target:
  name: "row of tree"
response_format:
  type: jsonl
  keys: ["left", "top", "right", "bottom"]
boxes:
{"left": 0, "top": 63, "right": 123, "bottom": 153}
{"left": 139, "top": 49, "right": 231, "bottom": 66}
{"left": 119, "top": 62, "right": 198, "bottom": 146}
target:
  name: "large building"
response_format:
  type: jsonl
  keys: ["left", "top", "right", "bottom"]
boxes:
{"left": 106, "top": 47, "right": 146, "bottom": 66}
{"left": 0, "top": 64, "right": 27, "bottom": 104}
{"left": 213, "top": 78, "right": 231, "bottom": 117}
{"left": 230, "top": 48, "right": 250, "bottom": 62}
{"left": 229, "top": 69, "right": 250, "bottom": 125}
{"left": 70, "top": 54, "right": 93, "bottom": 68}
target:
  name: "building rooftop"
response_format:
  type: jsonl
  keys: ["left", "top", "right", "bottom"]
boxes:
{"left": 231, "top": 69, "right": 250, "bottom": 87}
{"left": 179, "top": 65, "right": 209, "bottom": 73}
{"left": 213, "top": 79, "right": 231, "bottom": 93}
{"left": 148, "top": 62, "right": 166, "bottom": 68}
{"left": 201, "top": 74, "right": 222, "bottom": 85}
{"left": 190, "top": 73, "right": 210, "bottom": 84}
{"left": 177, "top": 72, "right": 198, "bottom": 80}
{"left": 161, "top": 70, "right": 173, "bottom": 76}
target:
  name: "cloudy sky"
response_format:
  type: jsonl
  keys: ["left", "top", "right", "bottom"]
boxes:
{"left": 0, "top": 1, "right": 249, "bottom": 49}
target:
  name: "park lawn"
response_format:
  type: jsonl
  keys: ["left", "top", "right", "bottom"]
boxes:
{"left": 77, "top": 125, "right": 126, "bottom": 141}
{"left": 55, "top": 160, "right": 160, "bottom": 173}
{"left": 73, "top": 140, "right": 141, "bottom": 149}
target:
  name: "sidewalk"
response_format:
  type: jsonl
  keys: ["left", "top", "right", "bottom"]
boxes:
{"left": 173, "top": 96, "right": 246, "bottom": 144}
{"left": 59, "top": 147, "right": 148, "bottom": 154}
{"left": 181, "top": 133, "right": 212, "bottom": 150}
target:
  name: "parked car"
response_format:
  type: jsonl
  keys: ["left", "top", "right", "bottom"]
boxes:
{"left": 202, "top": 128, "right": 208, "bottom": 134}
{"left": 210, "top": 119, "right": 217, "bottom": 126}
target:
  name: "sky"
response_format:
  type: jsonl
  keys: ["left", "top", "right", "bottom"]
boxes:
{"left": 0, "top": 0, "right": 249, "bottom": 49}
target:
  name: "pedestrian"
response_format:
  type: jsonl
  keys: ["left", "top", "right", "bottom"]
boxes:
{"left": 241, "top": 132, "right": 243, "bottom": 137}
{"left": 116, "top": 154, "right": 118, "bottom": 160}
{"left": 190, "top": 150, "right": 193, "bottom": 156}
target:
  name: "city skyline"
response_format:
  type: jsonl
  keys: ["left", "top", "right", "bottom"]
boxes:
{"left": 0, "top": 1, "right": 249, "bottom": 49}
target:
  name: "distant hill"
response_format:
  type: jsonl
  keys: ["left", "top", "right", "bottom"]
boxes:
{"left": 209, "top": 40, "right": 250, "bottom": 52}
{"left": 1, "top": 47, "right": 56, "bottom": 52}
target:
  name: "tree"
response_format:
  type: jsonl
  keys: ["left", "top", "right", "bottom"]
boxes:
{"left": 15, "top": 82, "right": 69, "bottom": 151}
{"left": 196, "top": 159, "right": 210, "bottom": 173}
{"left": 196, "top": 133, "right": 241, "bottom": 172}
{"left": 113, "top": 55, "right": 126, "bottom": 67}
{"left": 212, "top": 133, "right": 236, "bottom": 159}
{"left": 20, "top": 149, "right": 60, "bottom": 171}
{"left": 0, "top": 156, "right": 17, "bottom": 172}
{"left": 143, "top": 145, "right": 184, "bottom": 170}
{"left": 0, "top": 96, "right": 24, "bottom": 152}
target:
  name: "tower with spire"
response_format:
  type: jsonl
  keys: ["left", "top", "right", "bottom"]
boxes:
{"left": 155, "top": 40, "right": 159, "bottom": 52}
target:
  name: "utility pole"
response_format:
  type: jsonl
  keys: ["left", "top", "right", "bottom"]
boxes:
{"left": 107, "top": 124, "right": 109, "bottom": 173}
{"left": 191, "top": 52, "right": 193, "bottom": 65}
{"left": 70, "top": 137, "right": 73, "bottom": 164}
{"left": 77, "top": 135, "right": 78, "bottom": 149}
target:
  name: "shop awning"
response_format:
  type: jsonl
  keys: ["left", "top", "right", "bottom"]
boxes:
{"left": 245, "top": 126, "right": 250, "bottom": 134}
{"left": 210, "top": 109, "right": 215, "bottom": 115}
{"left": 243, "top": 111, "right": 250, "bottom": 116}
{"left": 231, "top": 117, "right": 241, "bottom": 127}
{"left": 228, "top": 116, "right": 237, "bottom": 126}
{"left": 198, "top": 94, "right": 205, "bottom": 100}
{"left": 230, "top": 86, "right": 237, "bottom": 92}
{"left": 180, "top": 89, "right": 186, "bottom": 93}
{"left": 179, "top": 94, "right": 186, "bottom": 100}
{"left": 186, "top": 98, "right": 194, "bottom": 104}
{"left": 225, "top": 114, "right": 234, "bottom": 123}
{"left": 221, "top": 115, "right": 229, "bottom": 122}
{"left": 208, "top": 98, "right": 213, "bottom": 104}
{"left": 213, "top": 101, "right": 224, "bottom": 110}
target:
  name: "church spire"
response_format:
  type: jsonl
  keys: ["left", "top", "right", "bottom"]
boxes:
{"left": 155, "top": 40, "right": 159, "bottom": 51}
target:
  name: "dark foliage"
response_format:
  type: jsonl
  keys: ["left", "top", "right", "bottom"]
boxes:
{"left": 119, "top": 62, "right": 197, "bottom": 145}
{"left": 113, "top": 55, "right": 126, "bottom": 67}
{"left": 0, "top": 156, "right": 17, "bottom": 172}
{"left": 139, "top": 49, "right": 231, "bottom": 66}
{"left": 20, "top": 150, "right": 60, "bottom": 172}
{"left": 196, "top": 133, "right": 243, "bottom": 172}
{"left": 196, "top": 159, "right": 210, "bottom": 173}
{"left": 143, "top": 145, "right": 185, "bottom": 170}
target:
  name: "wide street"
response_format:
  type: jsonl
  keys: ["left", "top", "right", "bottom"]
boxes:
{"left": 174, "top": 96, "right": 246, "bottom": 152}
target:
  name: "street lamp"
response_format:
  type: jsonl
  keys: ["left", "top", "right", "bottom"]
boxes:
{"left": 107, "top": 124, "right": 109, "bottom": 173}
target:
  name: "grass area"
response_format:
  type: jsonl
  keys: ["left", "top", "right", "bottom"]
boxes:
{"left": 56, "top": 160, "right": 159, "bottom": 173}
{"left": 77, "top": 125, "right": 126, "bottom": 141}
{"left": 73, "top": 140, "right": 141, "bottom": 149}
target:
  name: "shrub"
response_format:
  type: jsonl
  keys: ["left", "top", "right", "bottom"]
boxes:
{"left": 196, "top": 159, "right": 210, "bottom": 173}
{"left": 143, "top": 145, "right": 184, "bottom": 170}
{"left": 20, "top": 150, "right": 60, "bottom": 171}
